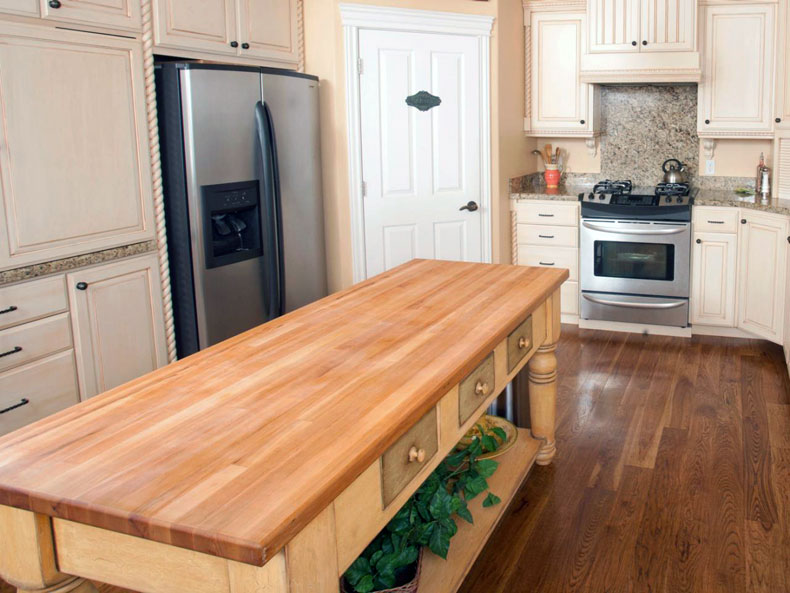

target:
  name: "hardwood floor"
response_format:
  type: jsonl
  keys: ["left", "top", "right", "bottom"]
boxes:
{"left": 1, "top": 327, "right": 789, "bottom": 592}
{"left": 460, "top": 325, "right": 790, "bottom": 593}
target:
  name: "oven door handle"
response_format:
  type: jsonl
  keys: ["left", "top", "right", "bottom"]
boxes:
{"left": 581, "top": 221, "right": 688, "bottom": 235}
{"left": 582, "top": 294, "right": 686, "bottom": 310}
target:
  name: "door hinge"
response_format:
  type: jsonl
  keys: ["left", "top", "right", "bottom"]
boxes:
{"left": 361, "top": 181, "right": 367, "bottom": 197}
{"left": 357, "top": 58, "right": 364, "bottom": 75}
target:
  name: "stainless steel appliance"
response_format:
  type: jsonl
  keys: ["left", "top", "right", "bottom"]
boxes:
{"left": 579, "top": 180, "right": 695, "bottom": 327}
{"left": 156, "top": 63, "right": 327, "bottom": 357}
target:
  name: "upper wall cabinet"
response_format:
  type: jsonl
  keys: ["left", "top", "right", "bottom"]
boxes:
{"left": 580, "top": 0, "right": 700, "bottom": 82}
{"left": 153, "top": 0, "right": 300, "bottom": 68}
{"left": 0, "top": 23, "right": 155, "bottom": 271}
{"left": 0, "top": 0, "right": 37, "bottom": 17}
{"left": 525, "top": 6, "right": 601, "bottom": 138}
{"left": 40, "top": 0, "right": 141, "bottom": 32}
{"left": 697, "top": 3, "right": 775, "bottom": 138}
{"left": 775, "top": 0, "right": 790, "bottom": 129}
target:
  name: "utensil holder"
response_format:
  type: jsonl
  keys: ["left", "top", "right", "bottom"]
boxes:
{"left": 544, "top": 164, "right": 560, "bottom": 188}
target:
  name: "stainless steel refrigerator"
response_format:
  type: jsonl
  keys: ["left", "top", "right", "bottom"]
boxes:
{"left": 156, "top": 63, "right": 327, "bottom": 357}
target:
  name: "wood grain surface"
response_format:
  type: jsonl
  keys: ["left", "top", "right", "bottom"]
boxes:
{"left": 459, "top": 326, "right": 790, "bottom": 593}
{"left": 0, "top": 260, "right": 566, "bottom": 567}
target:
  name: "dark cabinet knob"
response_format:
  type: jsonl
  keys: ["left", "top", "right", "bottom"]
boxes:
{"left": 48, "top": 0, "right": 61, "bottom": 7}
{"left": 787, "top": 236, "right": 789, "bottom": 244}
{"left": 230, "top": 41, "right": 239, "bottom": 48}
{"left": 741, "top": 219, "right": 747, "bottom": 224}
{"left": 241, "top": 42, "right": 250, "bottom": 49}
{"left": 580, "top": 119, "right": 586, "bottom": 124}
{"left": 631, "top": 41, "right": 637, "bottom": 46}
{"left": 696, "top": 238, "right": 701, "bottom": 244}
{"left": 705, "top": 119, "right": 710, "bottom": 124}
{"left": 76, "top": 282, "right": 88, "bottom": 290}
{"left": 776, "top": 118, "right": 782, "bottom": 123}
{"left": 642, "top": 40, "right": 647, "bottom": 46}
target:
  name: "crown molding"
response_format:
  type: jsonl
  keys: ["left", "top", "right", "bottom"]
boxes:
{"left": 339, "top": 4, "right": 494, "bottom": 36}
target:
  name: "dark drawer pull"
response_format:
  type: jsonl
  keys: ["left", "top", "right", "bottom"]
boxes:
{"left": 0, "top": 398, "right": 29, "bottom": 415}
{"left": 707, "top": 220, "right": 724, "bottom": 224}
{"left": 539, "top": 261, "right": 555, "bottom": 266}
{"left": 0, "top": 305, "right": 18, "bottom": 315}
{"left": 538, "top": 234, "right": 555, "bottom": 239}
{"left": 0, "top": 346, "right": 22, "bottom": 358}
{"left": 537, "top": 213, "right": 554, "bottom": 217}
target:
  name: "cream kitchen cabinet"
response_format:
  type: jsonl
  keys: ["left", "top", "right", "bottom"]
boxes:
{"left": 738, "top": 210, "right": 789, "bottom": 344}
{"left": 775, "top": 0, "right": 790, "bottom": 130}
{"left": 691, "top": 231, "right": 737, "bottom": 328}
{"left": 526, "top": 7, "right": 600, "bottom": 137}
{"left": 581, "top": 0, "right": 700, "bottom": 82}
{"left": 153, "top": 0, "right": 299, "bottom": 67}
{"left": 698, "top": 3, "right": 776, "bottom": 138}
{"left": 0, "top": 23, "right": 155, "bottom": 272}
{"left": 39, "top": 0, "right": 141, "bottom": 32}
{"left": 0, "top": 0, "right": 37, "bottom": 17}
{"left": 68, "top": 253, "right": 168, "bottom": 400}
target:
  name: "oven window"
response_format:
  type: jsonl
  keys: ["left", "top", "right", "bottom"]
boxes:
{"left": 594, "top": 241, "right": 675, "bottom": 281}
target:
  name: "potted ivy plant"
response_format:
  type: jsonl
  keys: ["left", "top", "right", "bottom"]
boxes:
{"left": 342, "top": 420, "right": 507, "bottom": 593}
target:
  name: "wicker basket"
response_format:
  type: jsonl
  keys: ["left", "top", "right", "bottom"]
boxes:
{"left": 341, "top": 550, "right": 423, "bottom": 593}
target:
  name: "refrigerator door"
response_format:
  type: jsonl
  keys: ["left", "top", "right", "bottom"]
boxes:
{"left": 179, "top": 66, "right": 272, "bottom": 349}
{"left": 261, "top": 70, "right": 327, "bottom": 312}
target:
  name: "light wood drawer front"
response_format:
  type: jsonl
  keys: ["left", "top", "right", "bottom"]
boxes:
{"left": 507, "top": 316, "right": 533, "bottom": 373}
{"left": 519, "top": 203, "right": 578, "bottom": 226}
{"left": 0, "top": 350, "right": 79, "bottom": 436}
{"left": 0, "top": 275, "right": 67, "bottom": 331}
{"left": 693, "top": 208, "right": 739, "bottom": 233}
{"left": 561, "top": 281, "right": 579, "bottom": 316}
{"left": 458, "top": 352, "right": 495, "bottom": 426}
{"left": 517, "top": 224, "right": 578, "bottom": 247}
{"left": 0, "top": 312, "right": 72, "bottom": 373}
{"left": 380, "top": 407, "right": 438, "bottom": 507}
{"left": 518, "top": 246, "right": 578, "bottom": 281}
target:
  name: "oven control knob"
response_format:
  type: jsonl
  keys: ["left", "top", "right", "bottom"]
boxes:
{"left": 588, "top": 194, "right": 594, "bottom": 200}
{"left": 599, "top": 195, "right": 606, "bottom": 200}
{"left": 677, "top": 197, "right": 683, "bottom": 203}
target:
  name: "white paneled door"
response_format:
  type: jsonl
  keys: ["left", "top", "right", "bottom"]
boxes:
{"left": 358, "top": 29, "right": 484, "bottom": 278}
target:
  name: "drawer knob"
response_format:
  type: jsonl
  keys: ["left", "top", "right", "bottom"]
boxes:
{"left": 696, "top": 238, "right": 701, "bottom": 244}
{"left": 0, "top": 305, "right": 18, "bottom": 315}
{"left": 741, "top": 219, "right": 747, "bottom": 224}
{"left": 408, "top": 446, "right": 426, "bottom": 463}
{"left": 474, "top": 380, "right": 490, "bottom": 396}
{"left": 518, "top": 336, "right": 529, "bottom": 350}
{"left": 230, "top": 41, "right": 239, "bottom": 48}
{"left": 76, "top": 281, "right": 88, "bottom": 290}
{"left": 48, "top": 0, "right": 61, "bottom": 7}
{"left": 241, "top": 42, "right": 250, "bottom": 49}
{"left": 0, "top": 398, "right": 29, "bottom": 415}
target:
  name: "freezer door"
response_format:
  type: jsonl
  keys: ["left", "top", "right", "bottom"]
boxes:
{"left": 261, "top": 71, "right": 327, "bottom": 312}
{"left": 180, "top": 67, "right": 272, "bottom": 349}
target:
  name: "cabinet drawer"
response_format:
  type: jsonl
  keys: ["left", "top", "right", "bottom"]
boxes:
{"left": 507, "top": 315, "right": 533, "bottom": 373}
{"left": 0, "top": 350, "right": 80, "bottom": 437}
{"left": 458, "top": 352, "right": 495, "bottom": 426}
{"left": 517, "top": 246, "right": 578, "bottom": 281}
{"left": 518, "top": 202, "right": 579, "bottom": 226}
{"left": 0, "top": 312, "right": 72, "bottom": 373}
{"left": 517, "top": 224, "right": 578, "bottom": 247}
{"left": 0, "top": 275, "right": 68, "bottom": 331}
{"left": 380, "top": 407, "right": 438, "bottom": 507}
{"left": 693, "top": 207, "right": 739, "bottom": 233}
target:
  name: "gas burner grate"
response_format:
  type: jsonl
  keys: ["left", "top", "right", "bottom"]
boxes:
{"left": 655, "top": 182, "right": 690, "bottom": 197}
{"left": 593, "top": 179, "right": 633, "bottom": 195}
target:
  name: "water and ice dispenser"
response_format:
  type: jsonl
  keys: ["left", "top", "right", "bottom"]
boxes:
{"left": 201, "top": 180, "right": 263, "bottom": 269}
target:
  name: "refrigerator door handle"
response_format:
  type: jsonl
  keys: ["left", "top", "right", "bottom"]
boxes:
{"left": 255, "top": 100, "right": 285, "bottom": 319}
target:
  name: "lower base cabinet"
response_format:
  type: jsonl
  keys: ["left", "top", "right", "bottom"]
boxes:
{"left": 68, "top": 253, "right": 168, "bottom": 400}
{"left": 691, "top": 231, "right": 737, "bottom": 327}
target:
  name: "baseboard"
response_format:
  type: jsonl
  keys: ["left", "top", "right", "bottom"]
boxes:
{"left": 561, "top": 313, "right": 579, "bottom": 325}
{"left": 578, "top": 318, "right": 692, "bottom": 338}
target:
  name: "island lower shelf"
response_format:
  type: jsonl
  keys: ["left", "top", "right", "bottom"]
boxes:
{"left": 419, "top": 428, "right": 541, "bottom": 593}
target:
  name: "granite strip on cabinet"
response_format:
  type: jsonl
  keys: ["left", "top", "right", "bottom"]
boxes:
{"left": 0, "top": 240, "right": 157, "bottom": 285}
{"left": 695, "top": 191, "right": 790, "bottom": 216}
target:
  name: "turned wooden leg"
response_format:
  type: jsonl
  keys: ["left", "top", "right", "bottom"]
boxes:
{"left": 528, "top": 341, "right": 558, "bottom": 465}
{"left": 0, "top": 506, "right": 97, "bottom": 593}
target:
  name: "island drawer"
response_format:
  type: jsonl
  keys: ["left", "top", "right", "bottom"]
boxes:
{"left": 0, "top": 275, "right": 68, "bottom": 331}
{"left": 380, "top": 407, "right": 438, "bottom": 507}
{"left": 507, "top": 315, "right": 534, "bottom": 373}
{"left": 0, "top": 350, "right": 80, "bottom": 437}
{"left": 516, "top": 224, "right": 578, "bottom": 247}
{"left": 0, "top": 312, "right": 72, "bottom": 373}
{"left": 458, "top": 352, "right": 495, "bottom": 426}
{"left": 693, "top": 207, "right": 739, "bottom": 233}
{"left": 518, "top": 202, "right": 579, "bottom": 227}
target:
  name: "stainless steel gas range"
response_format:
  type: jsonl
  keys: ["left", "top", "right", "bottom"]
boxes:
{"left": 578, "top": 180, "right": 696, "bottom": 327}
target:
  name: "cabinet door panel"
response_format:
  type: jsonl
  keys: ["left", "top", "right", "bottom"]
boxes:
{"left": 0, "top": 0, "right": 37, "bottom": 16}
{"left": 40, "top": 0, "right": 141, "bottom": 32}
{"left": 777, "top": 0, "right": 790, "bottom": 129}
{"left": 588, "top": 0, "right": 640, "bottom": 53}
{"left": 153, "top": 0, "right": 237, "bottom": 55}
{"left": 238, "top": 0, "right": 299, "bottom": 64}
{"left": 530, "top": 12, "right": 592, "bottom": 133}
{"left": 0, "top": 24, "right": 155, "bottom": 270}
{"left": 738, "top": 212, "right": 789, "bottom": 344}
{"left": 691, "top": 232, "right": 736, "bottom": 327}
{"left": 699, "top": 4, "right": 774, "bottom": 134}
{"left": 68, "top": 254, "right": 167, "bottom": 399}
{"left": 640, "top": 0, "right": 695, "bottom": 52}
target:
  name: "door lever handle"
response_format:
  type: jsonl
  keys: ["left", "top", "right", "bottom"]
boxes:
{"left": 459, "top": 201, "right": 478, "bottom": 212}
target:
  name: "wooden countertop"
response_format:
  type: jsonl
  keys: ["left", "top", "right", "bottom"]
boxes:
{"left": 0, "top": 260, "right": 567, "bottom": 567}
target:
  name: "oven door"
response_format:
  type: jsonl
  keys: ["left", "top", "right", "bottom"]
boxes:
{"left": 580, "top": 219, "right": 691, "bottom": 298}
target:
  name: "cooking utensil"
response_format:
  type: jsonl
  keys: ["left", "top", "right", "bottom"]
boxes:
{"left": 544, "top": 143, "right": 553, "bottom": 164}
{"left": 554, "top": 147, "right": 560, "bottom": 165}
{"left": 661, "top": 158, "right": 687, "bottom": 184}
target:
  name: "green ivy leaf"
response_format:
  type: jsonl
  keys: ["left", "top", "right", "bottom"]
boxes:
{"left": 464, "top": 475, "right": 489, "bottom": 499}
{"left": 429, "top": 522, "right": 451, "bottom": 559}
{"left": 474, "top": 458, "right": 499, "bottom": 479}
{"left": 491, "top": 426, "right": 507, "bottom": 442}
{"left": 481, "top": 434, "right": 499, "bottom": 452}
{"left": 456, "top": 499, "right": 474, "bottom": 524}
{"left": 354, "top": 574, "right": 375, "bottom": 593}
{"left": 483, "top": 492, "right": 502, "bottom": 508}
{"left": 429, "top": 486, "right": 453, "bottom": 519}
{"left": 345, "top": 557, "right": 371, "bottom": 587}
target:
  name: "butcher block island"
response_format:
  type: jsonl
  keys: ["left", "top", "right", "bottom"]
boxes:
{"left": 0, "top": 260, "right": 567, "bottom": 593}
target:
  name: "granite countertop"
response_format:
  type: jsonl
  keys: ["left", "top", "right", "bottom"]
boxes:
{"left": 695, "top": 190, "right": 790, "bottom": 216}
{"left": 510, "top": 184, "right": 591, "bottom": 202}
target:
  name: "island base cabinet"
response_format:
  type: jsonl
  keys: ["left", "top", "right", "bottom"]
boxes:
{"left": 738, "top": 211, "right": 789, "bottom": 344}
{"left": 67, "top": 253, "right": 168, "bottom": 400}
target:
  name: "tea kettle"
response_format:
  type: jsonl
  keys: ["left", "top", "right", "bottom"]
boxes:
{"left": 662, "top": 159, "right": 687, "bottom": 184}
